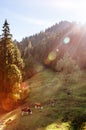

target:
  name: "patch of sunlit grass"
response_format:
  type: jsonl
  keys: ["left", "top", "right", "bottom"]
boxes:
{"left": 81, "top": 122, "right": 86, "bottom": 130}
{"left": 4, "top": 114, "right": 17, "bottom": 124}
{"left": 0, "top": 114, "right": 17, "bottom": 130}
{"left": 45, "top": 122, "right": 71, "bottom": 130}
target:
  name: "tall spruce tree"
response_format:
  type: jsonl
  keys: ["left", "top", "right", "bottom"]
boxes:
{"left": 2, "top": 19, "right": 12, "bottom": 38}
{"left": 0, "top": 20, "right": 24, "bottom": 102}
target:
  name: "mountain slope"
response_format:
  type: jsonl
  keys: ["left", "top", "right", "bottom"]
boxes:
{"left": 16, "top": 21, "right": 86, "bottom": 73}
{"left": 1, "top": 69, "right": 86, "bottom": 130}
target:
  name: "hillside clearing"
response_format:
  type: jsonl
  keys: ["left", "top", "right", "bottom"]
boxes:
{"left": 0, "top": 69, "right": 86, "bottom": 130}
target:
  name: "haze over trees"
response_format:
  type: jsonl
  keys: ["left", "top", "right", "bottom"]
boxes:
{"left": 55, "top": 53, "right": 81, "bottom": 84}
{"left": 15, "top": 21, "right": 86, "bottom": 80}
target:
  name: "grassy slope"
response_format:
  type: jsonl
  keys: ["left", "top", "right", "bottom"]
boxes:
{"left": 2, "top": 69, "right": 86, "bottom": 130}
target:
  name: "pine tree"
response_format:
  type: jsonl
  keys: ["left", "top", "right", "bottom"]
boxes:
{"left": 0, "top": 20, "right": 24, "bottom": 110}
{"left": 1, "top": 19, "right": 12, "bottom": 39}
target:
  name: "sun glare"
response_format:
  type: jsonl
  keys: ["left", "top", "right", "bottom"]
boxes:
{"left": 52, "top": 0, "right": 86, "bottom": 23}
{"left": 48, "top": 51, "right": 57, "bottom": 61}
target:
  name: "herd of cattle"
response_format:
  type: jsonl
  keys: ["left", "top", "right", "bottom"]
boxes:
{"left": 21, "top": 99, "right": 56, "bottom": 116}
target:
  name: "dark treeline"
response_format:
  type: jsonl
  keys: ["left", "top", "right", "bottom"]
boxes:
{"left": 14, "top": 21, "right": 86, "bottom": 79}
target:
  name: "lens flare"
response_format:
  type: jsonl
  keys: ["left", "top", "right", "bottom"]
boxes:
{"left": 56, "top": 48, "right": 59, "bottom": 52}
{"left": 48, "top": 51, "right": 57, "bottom": 61}
{"left": 63, "top": 37, "right": 70, "bottom": 44}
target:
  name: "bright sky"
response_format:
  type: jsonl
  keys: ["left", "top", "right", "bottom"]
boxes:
{"left": 0, "top": 0, "right": 86, "bottom": 41}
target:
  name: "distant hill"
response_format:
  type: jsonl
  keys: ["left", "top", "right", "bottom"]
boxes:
{"left": 45, "top": 21, "right": 71, "bottom": 33}
{"left": 14, "top": 21, "right": 86, "bottom": 80}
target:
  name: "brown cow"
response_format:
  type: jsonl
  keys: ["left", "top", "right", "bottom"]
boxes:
{"left": 34, "top": 103, "right": 43, "bottom": 109}
{"left": 21, "top": 107, "right": 32, "bottom": 116}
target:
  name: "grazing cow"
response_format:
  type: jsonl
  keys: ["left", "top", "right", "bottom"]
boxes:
{"left": 21, "top": 107, "right": 32, "bottom": 116}
{"left": 34, "top": 103, "right": 43, "bottom": 109}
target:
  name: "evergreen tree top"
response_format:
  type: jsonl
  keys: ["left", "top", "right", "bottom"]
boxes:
{"left": 0, "top": 19, "right": 12, "bottom": 39}
{"left": 3, "top": 19, "right": 9, "bottom": 26}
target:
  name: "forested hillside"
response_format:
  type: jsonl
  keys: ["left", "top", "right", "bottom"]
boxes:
{"left": 14, "top": 21, "right": 86, "bottom": 79}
